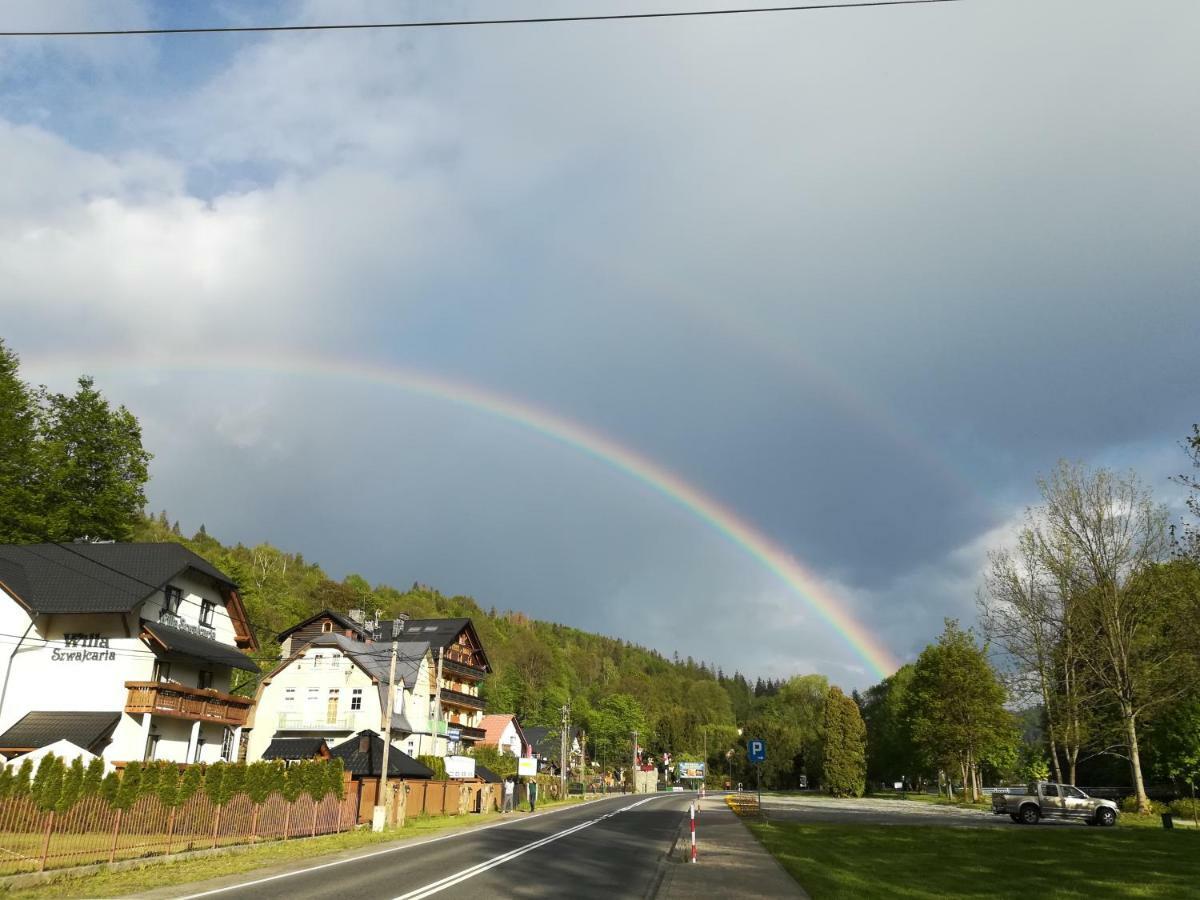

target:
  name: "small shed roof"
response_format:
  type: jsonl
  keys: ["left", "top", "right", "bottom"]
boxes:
{"left": 329, "top": 731, "right": 434, "bottom": 779}
{"left": 0, "top": 711, "right": 120, "bottom": 756}
{"left": 261, "top": 737, "right": 330, "bottom": 761}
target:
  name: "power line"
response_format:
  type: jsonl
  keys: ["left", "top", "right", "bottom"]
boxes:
{"left": 0, "top": 1, "right": 962, "bottom": 38}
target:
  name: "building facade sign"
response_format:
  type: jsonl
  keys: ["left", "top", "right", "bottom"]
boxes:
{"left": 51, "top": 633, "right": 116, "bottom": 662}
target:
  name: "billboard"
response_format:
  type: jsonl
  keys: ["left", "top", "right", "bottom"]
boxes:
{"left": 444, "top": 756, "right": 476, "bottom": 779}
{"left": 518, "top": 757, "right": 538, "bottom": 777}
{"left": 677, "top": 761, "right": 706, "bottom": 780}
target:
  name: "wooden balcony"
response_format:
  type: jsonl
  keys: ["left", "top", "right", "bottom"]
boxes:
{"left": 439, "top": 686, "right": 485, "bottom": 711}
{"left": 125, "top": 681, "right": 252, "bottom": 727}
{"left": 442, "top": 658, "right": 487, "bottom": 681}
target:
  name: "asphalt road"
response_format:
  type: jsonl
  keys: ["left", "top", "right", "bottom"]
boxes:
{"left": 161, "top": 793, "right": 692, "bottom": 900}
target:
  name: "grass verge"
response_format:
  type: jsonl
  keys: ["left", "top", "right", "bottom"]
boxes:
{"left": 0, "top": 795, "right": 590, "bottom": 899}
{"left": 748, "top": 821, "right": 1200, "bottom": 899}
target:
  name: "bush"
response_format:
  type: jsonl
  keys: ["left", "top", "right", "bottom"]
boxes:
{"left": 82, "top": 758, "right": 105, "bottom": 797}
{"left": 31, "top": 755, "right": 64, "bottom": 812}
{"left": 204, "top": 761, "right": 227, "bottom": 805}
{"left": 158, "top": 765, "right": 180, "bottom": 807}
{"left": 1119, "top": 795, "right": 1168, "bottom": 815}
{"left": 11, "top": 759, "right": 32, "bottom": 797}
{"left": 114, "top": 761, "right": 141, "bottom": 810}
{"left": 1168, "top": 797, "right": 1199, "bottom": 820}
{"left": 57, "top": 757, "right": 85, "bottom": 813}
{"left": 327, "top": 758, "right": 345, "bottom": 801}
{"left": 138, "top": 761, "right": 162, "bottom": 797}
{"left": 178, "top": 765, "right": 203, "bottom": 804}
{"left": 0, "top": 765, "right": 13, "bottom": 799}
{"left": 100, "top": 771, "right": 120, "bottom": 806}
{"left": 245, "top": 761, "right": 274, "bottom": 803}
{"left": 419, "top": 755, "right": 447, "bottom": 780}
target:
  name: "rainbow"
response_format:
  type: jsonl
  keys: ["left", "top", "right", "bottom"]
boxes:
{"left": 26, "top": 350, "right": 900, "bottom": 678}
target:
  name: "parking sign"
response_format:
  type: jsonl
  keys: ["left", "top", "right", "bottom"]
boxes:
{"left": 748, "top": 739, "right": 766, "bottom": 763}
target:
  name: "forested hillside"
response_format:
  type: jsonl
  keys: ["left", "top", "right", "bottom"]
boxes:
{"left": 132, "top": 513, "right": 825, "bottom": 782}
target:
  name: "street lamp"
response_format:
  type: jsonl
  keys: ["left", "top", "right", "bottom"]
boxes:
{"left": 726, "top": 748, "right": 735, "bottom": 790}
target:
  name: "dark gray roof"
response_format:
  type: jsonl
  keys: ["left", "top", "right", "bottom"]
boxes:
{"left": 0, "top": 543, "right": 234, "bottom": 615}
{"left": 275, "top": 609, "right": 368, "bottom": 643}
{"left": 475, "top": 764, "right": 503, "bottom": 783}
{"left": 302, "top": 633, "right": 429, "bottom": 713}
{"left": 262, "top": 738, "right": 329, "bottom": 760}
{"left": 379, "top": 617, "right": 491, "bottom": 671}
{"left": 329, "top": 731, "right": 434, "bottom": 778}
{"left": 0, "top": 711, "right": 121, "bottom": 754}
{"left": 143, "top": 621, "right": 260, "bottom": 673}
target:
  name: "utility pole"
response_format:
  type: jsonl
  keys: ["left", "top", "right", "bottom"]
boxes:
{"left": 631, "top": 730, "right": 638, "bottom": 794}
{"left": 580, "top": 728, "right": 588, "bottom": 796}
{"left": 374, "top": 640, "right": 399, "bottom": 832}
{"left": 560, "top": 703, "right": 571, "bottom": 798}
{"left": 434, "top": 647, "right": 444, "bottom": 754}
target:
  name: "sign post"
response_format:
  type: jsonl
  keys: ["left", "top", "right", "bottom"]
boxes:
{"left": 747, "top": 739, "right": 766, "bottom": 811}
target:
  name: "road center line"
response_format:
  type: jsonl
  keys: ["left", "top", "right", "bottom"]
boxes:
{"left": 392, "top": 795, "right": 667, "bottom": 900}
{"left": 173, "top": 794, "right": 617, "bottom": 899}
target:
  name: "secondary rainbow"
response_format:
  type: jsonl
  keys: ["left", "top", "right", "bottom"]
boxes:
{"left": 27, "top": 350, "right": 901, "bottom": 679}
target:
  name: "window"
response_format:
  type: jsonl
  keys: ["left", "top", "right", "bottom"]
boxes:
{"left": 145, "top": 733, "right": 161, "bottom": 761}
{"left": 394, "top": 686, "right": 404, "bottom": 715}
{"left": 199, "top": 599, "right": 215, "bottom": 627}
{"left": 198, "top": 671, "right": 214, "bottom": 690}
{"left": 284, "top": 687, "right": 297, "bottom": 707}
{"left": 194, "top": 739, "right": 206, "bottom": 764}
{"left": 407, "top": 740, "right": 415, "bottom": 756}
{"left": 153, "top": 660, "right": 172, "bottom": 683}
{"left": 164, "top": 585, "right": 183, "bottom": 613}
{"left": 1064, "top": 786, "right": 1087, "bottom": 800}
{"left": 221, "top": 727, "right": 235, "bottom": 761}
{"left": 321, "top": 620, "right": 333, "bottom": 633}
{"left": 350, "top": 688, "right": 363, "bottom": 711}
{"left": 1043, "top": 785, "right": 1059, "bottom": 797}
{"left": 326, "top": 689, "right": 340, "bottom": 724}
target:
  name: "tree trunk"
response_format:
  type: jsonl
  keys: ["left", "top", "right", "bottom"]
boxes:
{"left": 1047, "top": 736, "right": 1064, "bottom": 786}
{"left": 958, "top": 760, "right": 968, "bottom": 802}
{"left": 1123, "top": 708, "right": 1149, "bottom": 813}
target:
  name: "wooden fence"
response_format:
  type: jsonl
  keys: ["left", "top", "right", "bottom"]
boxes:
{"left": 0, "top": 789, "right": 356, "bottom": 876}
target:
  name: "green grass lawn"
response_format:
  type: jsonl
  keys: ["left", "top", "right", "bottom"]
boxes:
{"left": 749, "top": 821, "right": 1200, "bottom": 899}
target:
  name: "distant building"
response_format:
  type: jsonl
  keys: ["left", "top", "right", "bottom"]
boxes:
{"left": 477, "top": 714, "right": 528, "bottom": 758}
{"left": 0, "top": 542, "right": 259, "bottom": 765}
{"left": 245, "top": 611, "right": 490, "bottom": 762}
{"left": 524, "top": 726, "right": 583, "bottom": 776}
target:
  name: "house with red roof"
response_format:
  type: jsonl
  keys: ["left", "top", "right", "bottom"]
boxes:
{"left": 476, "top": 713, "right": 528, "bottom": 757}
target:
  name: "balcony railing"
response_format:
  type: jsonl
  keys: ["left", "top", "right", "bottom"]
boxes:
{"left": 125, "top": 681, "right": 251, "bottom": 727}
{"left": 442, "top": 658, "right": 486, "bottom": 681}
{"left": 275, "top": 712, "right": 365, "bottom": 732}
{"left": 157, "top": 609, "right": 217, "bottom": 642}
{"left": 438, "top": 687, "right": 485, "bottom": 711}
{"left": 453, "top": 724, "right": 487, "bottom": 741}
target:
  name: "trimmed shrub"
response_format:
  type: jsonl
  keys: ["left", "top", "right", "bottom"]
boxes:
{"left": 419, "top": 755, "right": 447, "bottom": 780}
{"left": 100, "top": 771, "right": 120, "bottom": 806}
{"left": 114, "top": 761, "right": 142, "bottom": 810}
{"left": 281, "top": 763, "right": 304, "bottom": 802}
{"left": 57, "top": 757, "right": 85, "bottom": 813}
{"left": 246, "top": 761, "right": 274, "bottom": 803}
{"left": 138, "top": 761, "right": 162, "bottom": 797}
{"left": 82, "top": 758, "right": 105, "bottom": 797}
{"left": 12, "top": 758, "right": 33, "bottom": 798}
{"left": 303, "top": 760, "right": 327, "bottom": 801}
{"left": 178, "top": 765, "right": 203, "bottom": 804}
{"left": 158, "top": 765, "right": 180, "bottom": 807}
{"left": 31, "top": 755, "right": 64, "bottom": 812}
{"left": 0, "top": 764, "right": 13, "bottom": 799}
{"left": 223, "top": 763, "right": 247, "bottom": 798}
{"left": 327, "top": 758, "right": 345, "bottom": 801}
{"left": 205, "top": 761, "right": 227, "bottom": 805}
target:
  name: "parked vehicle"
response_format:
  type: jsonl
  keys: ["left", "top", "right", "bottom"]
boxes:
{"left": 991, "top": 782, "right": 1118, "bottom": 826}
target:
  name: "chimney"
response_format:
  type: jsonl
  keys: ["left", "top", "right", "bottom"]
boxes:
{"left": 347, "top": 609, "right": 365, "bottom": 625}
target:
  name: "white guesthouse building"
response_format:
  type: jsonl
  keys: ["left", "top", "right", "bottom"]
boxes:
{"left": 0, "top": 543, "right": 260, "bottom": 765}
{"left": 245, "top": 611, "right": 490, "bottom": 763}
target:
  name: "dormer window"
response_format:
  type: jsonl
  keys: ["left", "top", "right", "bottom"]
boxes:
{"left": 200, "top": 599, "right": 215, "bottom": 627}
{"left": 321, "top": 621, "right": 333, "bottom": 633}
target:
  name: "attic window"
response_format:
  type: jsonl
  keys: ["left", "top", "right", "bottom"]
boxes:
{"left": 321, "top": 621, "right": 333, "bottom": 633}
{"left": 359, "top": 735, "right": 369, "bottom": 753}
{"left": 423, "top": 626, "right": 437, "bottom": 632}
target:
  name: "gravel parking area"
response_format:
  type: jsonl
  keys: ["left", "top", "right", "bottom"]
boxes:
{"left": 761, "top": 794, "right": 1062, "bottom": 828}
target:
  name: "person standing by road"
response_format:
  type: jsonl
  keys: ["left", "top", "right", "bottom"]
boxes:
{"left": 502, "top": 777, "right": 515, "bottom": 814}
{"left": 528, "top": 778, "right": 538, "bottom": 813}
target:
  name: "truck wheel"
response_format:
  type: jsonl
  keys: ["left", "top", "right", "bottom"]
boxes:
{"left": 1095, "top": 808, "right": 1116, "bottom": 827}
{"left": 1010, "top": 814, "right": 1020, "bottom": 823}
{"left": 1020, "top": 806, "right": 1040, "bottom": 825}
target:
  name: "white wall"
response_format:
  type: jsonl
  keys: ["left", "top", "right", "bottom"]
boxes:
{"left": 0, "top": 569, "right": 247, "bottom": 765}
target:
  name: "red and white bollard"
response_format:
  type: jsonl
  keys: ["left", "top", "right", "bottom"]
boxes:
{"left": 690, "top": 801, "right": 697, "bottom": 863}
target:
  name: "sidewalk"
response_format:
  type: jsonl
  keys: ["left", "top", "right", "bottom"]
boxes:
{"left": 657, "top": 797, "right": 808, "bottom": 898}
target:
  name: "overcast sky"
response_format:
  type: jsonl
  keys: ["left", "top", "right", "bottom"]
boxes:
{"left": 3, "top": 0, "right": 1197, "bottom": 688}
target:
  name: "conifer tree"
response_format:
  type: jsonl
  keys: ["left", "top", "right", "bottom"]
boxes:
{"left": 821, "top": 687, "right": 867, "bottom": 797}
{"left": 246, "top": 761, "right": 273, "bottom": 804}
{"left": 115, "top": 761, "right": 142, "bottom": 810}
{"left": 32, "top": 755, "right": 64, "bottom": 812}
{"left": 205, "top": 762, "right": 227, "bottom": 805}
{"left": 0, "top": 765, "right": 13, "bottom": 799}
{"left": 327, "top": 759, "right": 346, "bottom": 800}
{"left": 138, "top": 760, "right": 162, "bottom": 797}
{"left": 158, "top": 765, "right": 180, "bottom": 807}
{"left": 12, "top": 759, "right": 32, "bottom": 798}
{"left": 100, "top": 772, "right": 120, "bottom": 807}
{"left": 281, "top": 764, "right": 303, "bottom": 802}
{"left": 178, "top": 765, "right": 204, "bottom": 804}
{"left": 57, "top": 757, "right": 85, "bottom": 813}
{"left": 223, "top": 763, "right": 247, "bottom": 798}
{"left": 82, "top": 758, "right": 105, "bottom": 797}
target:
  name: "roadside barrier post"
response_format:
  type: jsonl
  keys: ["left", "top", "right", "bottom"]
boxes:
{"left": 690, "top": 801, "right": 697, "bottom": 863}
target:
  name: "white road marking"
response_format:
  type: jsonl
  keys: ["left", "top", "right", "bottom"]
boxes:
{"left": 172, "top": 794, "right": 620, "bottom": 899}
{"left": 391, "top": 795, "right": 666, "bottom": 900}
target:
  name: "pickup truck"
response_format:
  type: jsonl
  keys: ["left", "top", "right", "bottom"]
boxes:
{"left": 991, "top": 782, "right": 1118, "bottom": 826}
